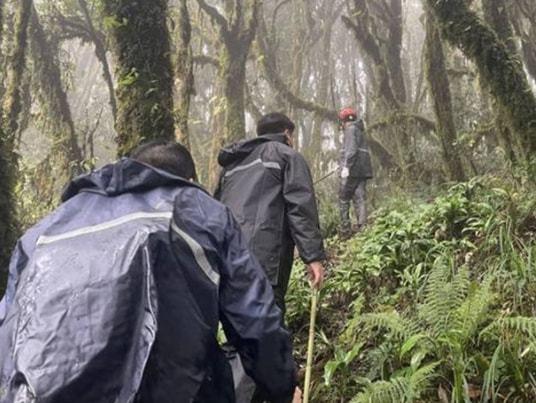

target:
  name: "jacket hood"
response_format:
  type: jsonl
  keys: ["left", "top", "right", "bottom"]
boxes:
{"left": 218, "top": 133, "right": 288, "bottom": 168}
{"left": 62, "top": 158, "right": 198, "bottom": 201}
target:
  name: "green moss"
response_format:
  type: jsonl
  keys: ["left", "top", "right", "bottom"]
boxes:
{"left": 427, "top": 0, "right": 536, "bottom": 158}
{"left": 102, "top": 0, "right": 175, "bottom": 156}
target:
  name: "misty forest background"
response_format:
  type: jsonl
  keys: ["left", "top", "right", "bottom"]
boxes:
{"left": 1, "top": 0, "right": 536, "bottom": 401}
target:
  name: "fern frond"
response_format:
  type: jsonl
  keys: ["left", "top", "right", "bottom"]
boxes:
{"left": 410, "top": 361, "right": 440, "bottom": 387}
{"left": 483, "top": 317, "right": 536, "bottom": 342}
{"left": 420, "top": 264, "right": 470, "bottom": 337}
{"left": 352, "top": 377, "right": 413, "bottom": 403}
{"left": 360, "top": 311, "right": 419, "bottom": 341}
{"left": 352, "top": 362, "right": 439, "bottom": 403}
{"left": 454, "top": 276, "right": 495, "bottom": 344}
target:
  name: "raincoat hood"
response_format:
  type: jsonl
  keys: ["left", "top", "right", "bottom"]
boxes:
{"left": 218, "top": 133, "right": 288, "bottom": 168}
{"left": 62, "top": 158, "right": 196, "bottom": 201}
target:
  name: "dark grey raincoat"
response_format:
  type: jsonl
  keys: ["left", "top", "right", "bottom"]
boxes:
{"left": 0, "top": 159, "right": 295, "bottom": 403}
{"left": 340, "top": 120, "right": 373, "bottom": 180}
{"left": 215, "top": 134, "right": 325, "bottom": 308}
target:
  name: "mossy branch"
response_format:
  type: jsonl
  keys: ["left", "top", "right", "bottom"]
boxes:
{"left": 426, "top": 0, "right": 536, "bottom": 156}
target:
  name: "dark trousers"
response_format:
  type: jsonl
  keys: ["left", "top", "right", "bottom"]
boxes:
{"left": 339, "top": 177, "right": 368, "bottom": 231}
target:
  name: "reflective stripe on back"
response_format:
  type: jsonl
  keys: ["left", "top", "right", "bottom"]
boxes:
{"left": 36, "top": 212, "right": 173, "bottom": 246}
{"left": 224, "top": 158, "right": 281, "bottom": 178}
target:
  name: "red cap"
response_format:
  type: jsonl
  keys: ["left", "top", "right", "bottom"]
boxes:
{"left": 338, "top": 107, "right": 358, "bottom": 122}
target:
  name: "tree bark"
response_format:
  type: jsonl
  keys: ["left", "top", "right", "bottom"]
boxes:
{"left": 102, "top": 0, "right": 175, "bottom": 156}
{"left": 29, "top": 5, "right": 83, "bottom": 204}
{"left": 197, "top": 0, "right": 259, "bottom": 144}
{"left": 424, "top": 9, "right": 466, "bottom": 182}
{"left": 386, "top": 0, "right": 407, "bottom": 104}
{"left": 2, "top": 0, "right": 33, "bottom": 140}
{"left": 425, "top": 0, "right": 536, "bottom": 157}
{"left": 78, "top": 0, "right": 117, "bottom": 123}
{"left": 175, "top": 0, "right": 195, "bottom": 149}
{"left": 0, "top": 0, "right": 33, "bottom": 282}
{"left": 482, "top": 0, "right": 518, "bottom": 162}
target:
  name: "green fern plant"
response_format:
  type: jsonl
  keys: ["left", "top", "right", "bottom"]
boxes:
{"left": 352, "top": 362, "right": 439, "bottom": 403}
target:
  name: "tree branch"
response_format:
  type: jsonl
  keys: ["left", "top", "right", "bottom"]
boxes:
{"left": 193, "top": 54, "right": 219, "bottom": 67}
{"left": 196, "top": 0, "right": 229, "bottom": 33}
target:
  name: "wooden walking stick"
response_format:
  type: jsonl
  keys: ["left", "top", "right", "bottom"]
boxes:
{"left": 303, "top": 287, "right": 319, "bottom": 403}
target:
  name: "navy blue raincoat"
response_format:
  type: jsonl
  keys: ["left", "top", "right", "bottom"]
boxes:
{"left": 0, "top": 159, "right": 295, "bottom": 403}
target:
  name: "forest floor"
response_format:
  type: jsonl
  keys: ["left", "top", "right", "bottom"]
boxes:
{"left": 287, "top": 174, "right": 536, "bottom": 402}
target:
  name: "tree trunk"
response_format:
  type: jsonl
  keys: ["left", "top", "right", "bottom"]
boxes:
{"left": 102, "top": 0, "right": 175, "bottom": 156}
{"left": 482, "top": 0, "right": 518, "bottom": 163}
{"left": 29, "top": 6, "right": 83, "bottom": 204}
{"left": 221, "top": 47, "right": 247, "bottom": 143}
{"left": 425, "top": 0, "right": 536, "bottom": 157}
{"left": 0, "top": 0, "right": 33, "bottom": 281}
{"left": 386, "top": 0, "right": 407, "bottom": 104}
{"left": 3, "top": 0, "right": 33, "bottom": 139}
{"left": 424, "top": 10, "right": 466, "bottom": 182}
{"left": 78, "top": 0, "right": 117, "bottom": 123}
{"left": 343, "top": 0, "right": 414, "bottom": 174}
{"left": 197, "top": 0, "right": 259, "bottom": 144}
{"left": 175, "top": 0, "right": 195, "bottom": 149}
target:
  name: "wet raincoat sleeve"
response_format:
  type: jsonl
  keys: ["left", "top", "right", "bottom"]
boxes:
{"left": 283, "top": 152, "right": 326, "bottom": 264}
{"left": 341, "top": 122, "right": 360, "bottom": 169}
{"left": 218, "top": 208, "right": 297, "bottom": 401}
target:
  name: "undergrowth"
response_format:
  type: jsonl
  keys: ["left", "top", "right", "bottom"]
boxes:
{"left": 287, "top": 175, "right": 536, "bottom": 402}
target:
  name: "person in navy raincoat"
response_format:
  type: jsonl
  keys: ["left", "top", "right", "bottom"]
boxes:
{"left": 0, "top": 141, "right": 296, "bottom": 403}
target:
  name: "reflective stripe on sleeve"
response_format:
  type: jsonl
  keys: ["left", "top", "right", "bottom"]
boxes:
{"left": 170, "top": 220, "right": 220, "bottom": 286}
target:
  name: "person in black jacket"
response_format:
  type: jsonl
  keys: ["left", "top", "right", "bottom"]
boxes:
{"left": 0, "top": 141, "right": 296, "bottom": 403}
{"left": 215, "top": 113, "right": 326, "bottom": 314}
{"left": 338, "top": 107, "right": 374, "bottom": 238}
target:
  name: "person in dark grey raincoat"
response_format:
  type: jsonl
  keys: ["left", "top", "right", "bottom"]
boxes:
{"left": 215, "top": 113, "right": 326, "bottom": 314}
{"left": 338, "top": 107, "right": 373, "bottom": 238}
{"left": 0, "top": 141, "right": 296, "bottom": 403}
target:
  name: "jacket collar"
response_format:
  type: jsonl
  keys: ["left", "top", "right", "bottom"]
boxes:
{"left": 62, "top": 158, "right": 203, "bottom": 201}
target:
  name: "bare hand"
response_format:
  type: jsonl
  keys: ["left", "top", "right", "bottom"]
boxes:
{"left": 292, "top": 387, "right": 302, "bottom": 403}
{"left": 307, "top": 261, "right": 325, "bottom": 289}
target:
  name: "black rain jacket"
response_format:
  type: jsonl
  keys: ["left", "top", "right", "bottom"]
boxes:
{"left": 0, "top": 159, "right": 295, "bottom": 403}
{"left": 215, "top": 134, "right": 325, "bottom": 286}
{"left": 340, "top": 120, "right": 374, "bottom": 179}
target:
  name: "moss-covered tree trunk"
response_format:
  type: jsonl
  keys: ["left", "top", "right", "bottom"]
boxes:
{"left": 29, "top": 6, "right": 83, "bottom": 204}
{"left": 3, "top": 0, "right": 33, "bottom": 139}
{"left": 102, "top": 0, "right": 175, "bottom": 156}
{"left": 424, "top": 10, "right": 465, "bottom": 182}
{"left": 425, "top": 0, "right": 536, "bottom": 157}
{"left": 0, "top": 0, "right": 33, "bottom": 283}
{"left": 174, "top": 0, "right": 194, "bottom": 149}
{"left": 482, "top": 0, "right": 518, "bottom": 163}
